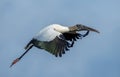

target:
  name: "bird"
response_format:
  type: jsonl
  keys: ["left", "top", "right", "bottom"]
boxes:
{"left": 10, "top": 24, "right": 99, "bottom": 67}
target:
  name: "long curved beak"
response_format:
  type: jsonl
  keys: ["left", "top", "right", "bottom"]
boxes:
{"left": 69, "top": 24, "right": 100, "bottom": 33}
{"left": 80, "top": 24, "right": 100, "bottom": 33}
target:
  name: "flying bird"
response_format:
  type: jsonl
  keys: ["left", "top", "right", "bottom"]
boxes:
{"left": 10, "top": 24, "right": 99, "bottom": 67}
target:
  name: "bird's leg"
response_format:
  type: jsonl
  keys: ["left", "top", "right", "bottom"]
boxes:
{"left": 10, "top": 44, "right": 33, "bottom": 67}
{"left": 24, "top": 39, "right": 34, "bottom": 50}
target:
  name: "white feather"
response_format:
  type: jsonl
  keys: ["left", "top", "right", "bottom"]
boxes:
{"left": 33, "top": 24, "right": 62, "bottom": 41}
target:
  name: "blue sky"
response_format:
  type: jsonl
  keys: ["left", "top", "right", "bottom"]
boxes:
{"left": 0, "top": 0, "right": 120, "bottom": 77}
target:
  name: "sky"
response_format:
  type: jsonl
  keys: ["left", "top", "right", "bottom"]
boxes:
{"left": 0, "top": 0, "right": 120, "bottom": 77}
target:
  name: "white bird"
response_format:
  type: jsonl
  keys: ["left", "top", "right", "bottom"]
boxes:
{"left": 10, "top": 24, "right": 99, "bottom": 67}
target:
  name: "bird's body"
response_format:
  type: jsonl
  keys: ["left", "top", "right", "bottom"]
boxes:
{"left": 34, "top": 24, "right": 69, "bottom": 41}
{"left": 10, "top": 24, "right": 99, "bottom": 67}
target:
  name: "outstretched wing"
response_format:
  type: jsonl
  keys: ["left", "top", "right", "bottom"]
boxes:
{"left": 62, "top": 31, "right": 89, "bottom": 41}
{"left": 42, "top": 35, "right": 73, "bottom": 57}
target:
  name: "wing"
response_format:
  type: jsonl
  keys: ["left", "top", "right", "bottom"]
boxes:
{"left": 42, "top": 35, "right": 73, "bottom": 57}
{"left": 63, "top": 31, "right": 89, "bottom": 41}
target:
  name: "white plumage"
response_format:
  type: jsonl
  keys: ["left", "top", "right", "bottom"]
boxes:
{"left": 10, "top": 24, "right": 99, "bottom": 67}
{"left": 34, "top": 24, "right": 69, "bottom": 41}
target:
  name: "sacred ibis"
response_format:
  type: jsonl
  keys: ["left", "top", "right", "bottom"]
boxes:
{"left": 10, "top": 24, "right": 99, "bottom": 67}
